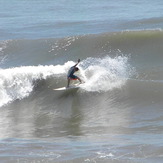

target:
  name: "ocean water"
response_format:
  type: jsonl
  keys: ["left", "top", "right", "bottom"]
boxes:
{"left": 0, "top": 0, "right": 163, "bottom": 163}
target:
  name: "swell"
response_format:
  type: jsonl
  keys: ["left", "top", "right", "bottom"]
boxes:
{"left": 1, "top": 30, "right": 163, "bottom": 68}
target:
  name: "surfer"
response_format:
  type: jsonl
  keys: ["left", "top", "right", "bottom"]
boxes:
{"left": 67, "top": 59, "right": 82, "bottom": 87}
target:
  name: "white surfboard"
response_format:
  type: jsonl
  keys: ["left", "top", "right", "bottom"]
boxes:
{"left": 53, "top": 84, "right": 81, "bottom": 91}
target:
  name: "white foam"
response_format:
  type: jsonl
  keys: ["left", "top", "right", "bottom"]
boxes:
{"left": 79, "top": 56, "right": 134, "bottom": 92}
{"left": 0, "top": 64, "right": 69, "bottom": 107}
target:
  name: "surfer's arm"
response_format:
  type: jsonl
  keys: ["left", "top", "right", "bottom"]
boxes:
{"left": 74, "top": 59, "right": 80, "bottom": 67}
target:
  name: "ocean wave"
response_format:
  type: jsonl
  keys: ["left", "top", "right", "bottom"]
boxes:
{"left": 0, "top": 64, "right": 67, "bottom": 107}
{"left": 1, "top": 29, "right": 163, "bottom": 68}
{"left": 1, "top": 30, "right": 163, "bottom": 107}
{"left": 0, "top": 55, "right": 133, "bottom": 107}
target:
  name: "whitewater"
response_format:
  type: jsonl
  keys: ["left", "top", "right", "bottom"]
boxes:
{"left": 1, "top": 0, "right": 163, "bottom": 163}
{"left": 0, "top": 55, "right": 133, "bottom": 107}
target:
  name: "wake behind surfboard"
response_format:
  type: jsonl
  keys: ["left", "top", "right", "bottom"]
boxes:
{"left": 53, "top": 83, "right": 81, "bottom": 91}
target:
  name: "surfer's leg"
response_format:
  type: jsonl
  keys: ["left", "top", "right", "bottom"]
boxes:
{"left": 67, "top": 78, "right": 71, "bottom": 87}
{"left": 72, "top": 75, "right": 82, "bottom": 84}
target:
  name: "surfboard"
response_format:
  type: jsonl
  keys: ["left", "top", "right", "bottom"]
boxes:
{"left": 53, "top": 84, "right": 80, "bottom": 91}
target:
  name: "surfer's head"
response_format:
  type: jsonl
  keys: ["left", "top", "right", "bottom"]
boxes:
{"left": 75, "top": 67, "right": 79, "bottom": 71}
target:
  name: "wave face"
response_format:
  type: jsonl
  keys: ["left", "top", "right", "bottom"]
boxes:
{"left": 2, "top": 30, "right": 163, "bottom": 67}
{"left": 1, "top": 30, "right": 163, "bottom": 162}
{"left": 1, "top": 30, "right": 163, "bottom": 108}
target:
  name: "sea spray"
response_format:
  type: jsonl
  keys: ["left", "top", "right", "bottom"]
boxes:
{"left": 79, "top": 55, "right": 134, "bottom": 92}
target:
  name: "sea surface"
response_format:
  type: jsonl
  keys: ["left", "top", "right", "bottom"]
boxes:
{"left": 0, "top": 0, "right": 163, "bottom": 163}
